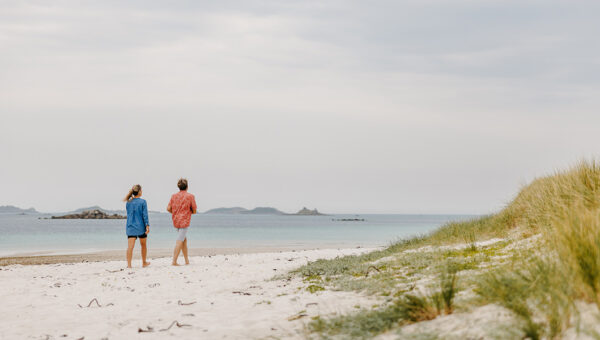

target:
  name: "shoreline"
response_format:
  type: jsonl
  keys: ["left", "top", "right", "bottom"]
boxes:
{"left": 0, "top": 245, "right": 367, "bottom": 266}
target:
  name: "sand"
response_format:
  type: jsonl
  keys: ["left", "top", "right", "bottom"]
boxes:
{"left": 0, "top": 246, "right": 334, "bottom": 266}
{"left": 0, "top": 248, "right": 377, "bottom": 339}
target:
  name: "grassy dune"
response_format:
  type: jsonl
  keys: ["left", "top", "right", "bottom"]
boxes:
{"left": 294, "top": 161, "right": 600, "bottom": 339}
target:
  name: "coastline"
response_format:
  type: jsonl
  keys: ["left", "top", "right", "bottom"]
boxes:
{"left": 0, "top": 245, "right": 367, "bottom": 266}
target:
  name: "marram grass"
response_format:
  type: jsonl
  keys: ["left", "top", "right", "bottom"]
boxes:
{"left": 308, "top": 268, "right": 459, "bottom": 339}
{"left": 300, "top": 160, "right": 600, "bottom": 339}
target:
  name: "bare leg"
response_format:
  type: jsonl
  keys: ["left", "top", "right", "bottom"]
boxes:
{"left": 182, "top": 238, "right": 189, "bottom": 265}
{"left": 172, "top": 240, "right": 184, "bottom": 266}
{"left": 126, "top": 238, "right": 135, "bottom": 268}
{"left": 140, "top": 238, "right": 150, "bottom": 267}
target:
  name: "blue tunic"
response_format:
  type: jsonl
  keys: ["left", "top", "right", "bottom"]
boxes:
{"left": 126, "top": 198, "right": 149, "bottom": 236}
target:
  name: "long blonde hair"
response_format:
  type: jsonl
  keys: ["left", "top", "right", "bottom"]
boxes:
{"left": 124, "top": 184, "right": 142, "bottom": 202}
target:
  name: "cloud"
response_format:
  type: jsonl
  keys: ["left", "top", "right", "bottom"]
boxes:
{"left": 1, "top": 0, "right": 599, "bottom": 213}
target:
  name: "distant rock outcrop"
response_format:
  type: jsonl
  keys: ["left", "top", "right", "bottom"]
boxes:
{"left": 203, "top": 206, "right": 326, "bottom": 215}
{"left": 293, "top": 207, "right": 326, "bottom": 216}
{"left": 52, "top": 209, "right": 125, "bottom": 219}
{"left": 334, "top": 218, "right": 365, "bottom": 222}
{"left": 68, "top": 206, "right": 126, "bottom": 215}
{"left": 204, "top": 207, "right": 249, "bottom": 214}
{"left": 0, "top": 205, "right": 38, "bottom": 214}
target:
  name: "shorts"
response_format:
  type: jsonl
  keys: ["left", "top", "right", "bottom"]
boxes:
{"left": 128, "top": 233, "right": 147, "bottom": 239}
{"left": 176, "top": 228, "right": 188, "bottom": 242}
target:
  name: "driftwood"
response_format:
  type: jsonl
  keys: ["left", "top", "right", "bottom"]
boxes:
{"left": 365, "top": 265, "right": 381, "bottom": 277}
{"left": 138, "top": 321, "right": 191, "bottom": 333}
{"left": 232, "top": 291, "right": 251, "bottom": 296}
{"left": 138, "top": 326, "right": 154, "bottom": 333}
{"left": 287, "top": 313, "right": 308, "bottom": 321}
{"left": 178, "top": 300, "right": 196, "bottom": 306}
{"left": 159, "top": 321, "right": 191, "bottom": 331}
{"left": 78, "top": 298, "right": 114, "bottom": 308}
{"left": 106, "top": 269, "right": 123, "bottom": 273}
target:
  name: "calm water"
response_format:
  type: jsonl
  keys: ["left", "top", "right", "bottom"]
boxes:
{"left": 0, "top": 213, "right": 475, "bottom": 256}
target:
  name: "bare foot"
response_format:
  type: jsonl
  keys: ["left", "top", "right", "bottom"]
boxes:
{"left": 143, "top": 262, "right": 151, "bottom": 267}
{"left": 185, "top": 261, "right": 190, "bottom": 265}
{"left": 172, "top": 262, "right": 180, "bottom": 266}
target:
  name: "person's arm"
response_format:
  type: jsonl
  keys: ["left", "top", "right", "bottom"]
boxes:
{"left": 142, "top": 200, "right": 150, "bottom": 234}
{"left": 167, "top": 196, "right": 173, "bottom": 213}
{"left": 191, "top": 195, "right": 197, "bottom": 214}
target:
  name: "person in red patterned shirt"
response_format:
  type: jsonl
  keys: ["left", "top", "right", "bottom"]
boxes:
{"left": 167, "top": 178, "right": 197, "bottom": 266}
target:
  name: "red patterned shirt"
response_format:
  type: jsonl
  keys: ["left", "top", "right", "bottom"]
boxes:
{"left": 169, "top": 191, "right": 197, "bottom": 229}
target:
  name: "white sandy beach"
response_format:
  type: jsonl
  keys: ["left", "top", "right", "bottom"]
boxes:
{"left": 0, "top": 248, "right": 377, "bottom": 340}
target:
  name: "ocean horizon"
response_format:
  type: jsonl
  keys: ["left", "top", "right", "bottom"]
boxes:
{"left": 0, "top": 213, "right": 475, "bottom": 257}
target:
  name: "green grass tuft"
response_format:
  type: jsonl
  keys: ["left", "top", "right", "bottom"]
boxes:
{"left": 308, "top": 269, "right": 459, "bottom": 338}
{"left": 475, "top": 256, "right": 574, "bottom": 339}
{"left": 306, "top": 284, "right": 325, "bottom": 294}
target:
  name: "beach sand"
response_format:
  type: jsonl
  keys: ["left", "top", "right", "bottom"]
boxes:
{"left": 0, "top": 248, "right": 377, "bottom": 339}
{"left": 0, "top": 246, "right": 336, "bottom": 266}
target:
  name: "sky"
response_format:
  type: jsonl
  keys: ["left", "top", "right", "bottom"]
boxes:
{"left": 1, "top": 0, "right": 600, "bottom": 214}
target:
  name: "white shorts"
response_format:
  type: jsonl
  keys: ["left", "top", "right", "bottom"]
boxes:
{"left": 176, "top": 228, "right": 188, "bottom": 242}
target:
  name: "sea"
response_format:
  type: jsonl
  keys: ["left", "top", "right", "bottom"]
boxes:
{"left": 0, "top": 213, "right": 475, "bottom": 256}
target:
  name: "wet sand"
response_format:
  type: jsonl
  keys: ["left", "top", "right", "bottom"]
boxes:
{"left": 0, "top": 246, "right": 355, "bottom": 266}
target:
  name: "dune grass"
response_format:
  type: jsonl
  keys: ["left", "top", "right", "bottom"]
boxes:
{"left": 475, "top": 255, "right": 574, "bottom": 339}
{"left": 308, "top": 267, "right": 460, "bottom": 339}
{"left": 299, "top": 160, "right": 600, "bottom": 339}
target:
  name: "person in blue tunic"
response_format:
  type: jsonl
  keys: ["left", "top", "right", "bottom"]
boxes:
{"left": 123, "top": 184, "right": 150, "bottom": 268}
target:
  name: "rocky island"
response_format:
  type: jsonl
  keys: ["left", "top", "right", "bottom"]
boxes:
{"left": 51, "top": 209, "right": 125, "bottom": 219}
{"left": 203, "top": 207, "right": 285, "bottom": 215}
{"left": 293, "top": 207, "right": 326, "bottom": 216}
{"left": 0, "top": 205, "right": 38, "bottom": 214}
{"left": 204, "top": 207, "right": 249, "bottom": 214}
{"left": 203, "top": 206, "right": 327, "bottom": 215}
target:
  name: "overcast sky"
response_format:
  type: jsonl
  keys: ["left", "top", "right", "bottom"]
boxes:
{"left": 1, "top": 0, "right": 599, "bottom": 214}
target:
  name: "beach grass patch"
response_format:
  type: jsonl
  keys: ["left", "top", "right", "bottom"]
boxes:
{"left": 308, "top": 304, "right": 405, "bottom": 339}
{"left": 303, "top": 274, "right": 323, "bottom": 284}
{"left": 306, "top": 284, "right": 325, "bottom": 294}
{"left": 308, "top": 269, "right": 459, "bottom": 338}
{"left": 475, "top": 256, "right": 574, "bottom": 339}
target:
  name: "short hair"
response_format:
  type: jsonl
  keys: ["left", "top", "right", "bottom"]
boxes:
{"left": 177, "top": 178, "right": 188, "bottom": 190}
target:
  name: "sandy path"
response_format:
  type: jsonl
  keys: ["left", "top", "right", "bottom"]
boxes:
{"left": 0, "top": 248, "right": 376, "bottom": 340}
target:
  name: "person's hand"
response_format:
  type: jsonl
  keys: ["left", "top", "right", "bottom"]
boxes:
{"left": 146, "top": 226, "right": 150, "bottom": 235}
